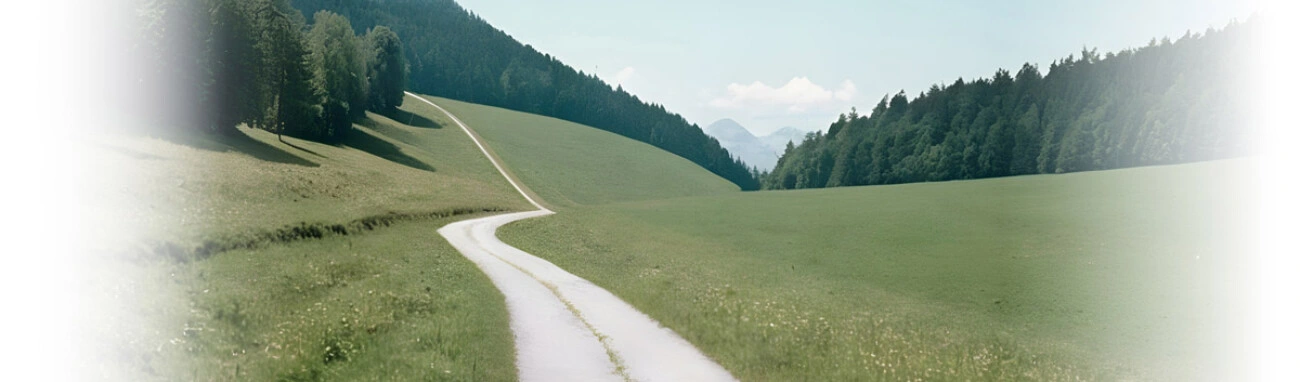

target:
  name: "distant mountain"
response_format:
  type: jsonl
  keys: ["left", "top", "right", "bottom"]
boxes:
{"left": 705, "top": 119, "right": 807, "bottom": 172}
{"left": 760, "top": 126, "right": 809, "bottom": 152}
{"left": 705, "top": 119, "right": 756, "bottom": 143}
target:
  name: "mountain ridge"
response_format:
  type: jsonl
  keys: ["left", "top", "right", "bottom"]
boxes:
{"left": 704, "top": 119, "right": 806, "bottom": 172}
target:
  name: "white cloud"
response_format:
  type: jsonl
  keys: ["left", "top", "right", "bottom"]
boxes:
{"left": 709, "top": 77, "right": 857, "bottom": 113}
{"left": 833, "top": 80, "right": 856, "bottom": 101}
{"left": 613, "top": 67, "right": 636, "bottom": 87}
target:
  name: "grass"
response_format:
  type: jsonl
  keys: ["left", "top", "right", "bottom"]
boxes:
{"left": 82, "top": 94, "right": 531, "bottom": 380}
{"left": 136, "top": 218, "right": 515, "bottom": 381}
{"left": 499, "top": 159, "right": 1259, "bottom": 381}
{"left": 88, "top": 95, "right": 531, "bottom": 253}
{"left": 86, "top": 89, "right": 1258, "bottom": 381}
{"left": 427, "top": 96, "right": 739, "bottom": 208}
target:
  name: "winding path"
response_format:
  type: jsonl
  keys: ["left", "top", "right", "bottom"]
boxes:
{"left": 408, "top": 93, "right": 736, "bottom": 381}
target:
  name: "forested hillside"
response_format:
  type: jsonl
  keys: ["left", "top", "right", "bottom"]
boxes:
{"left": 765, "top": 20, "right": 1257, "bottom": 190}
{"left": 291, "top": 0, "right": 761, "bottom": 190}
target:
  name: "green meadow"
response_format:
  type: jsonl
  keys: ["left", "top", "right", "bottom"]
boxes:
{"left": 496, "top": 151, "right": 1257, "bottom": 381}
{"left": 86, "top": 94, "right": 528, "bottom": 380}
{"left": 89, "top": 91, "right": 1256, "bottom": 381}
{"left": 428, "top": 97, "right": 738, "bottom": 208}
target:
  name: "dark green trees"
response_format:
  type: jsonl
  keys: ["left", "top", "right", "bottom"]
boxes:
{"left": 253, "top": 1, "right": 318, "bottom": 140}
{"left": 204, "top": 0, "right": 259, "bottom": 135}
{"left": 306, "top": 11, "right": 368, "bottom": 140}
{"left": 137, "top": 0, "right": 407, "bottom": 143}
{"left": 765, "top": 19, "right": 1257, "bottom": 190}
{"left": 365, "top": 26, "right": 408, "bottom": 114}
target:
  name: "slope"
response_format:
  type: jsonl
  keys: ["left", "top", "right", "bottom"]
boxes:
{"left": 84, "top": 94, "right": 531, "bottom": 381}
{"left": 425, "top": 96, "right": 739, "bottom": 208}
{"left": 290, "top": 0, "right": 761, "bottom": 190}
{"left": 413, "top": 93, "right": 737, "bottom": 380}
{"left": 500, "top": 159, "right": 1258, "bottom": 381}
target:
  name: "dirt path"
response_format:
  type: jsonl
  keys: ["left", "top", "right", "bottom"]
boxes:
{"left": 409, "top": 93, "right": 735, "bottom": 381}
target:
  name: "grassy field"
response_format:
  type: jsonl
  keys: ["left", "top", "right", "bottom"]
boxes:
{"left": 85, "top": 90, "right": 1259, "bottom": 381}
{"left": 499, "top": 159, "right": 1259, "bottom": 381}
{"left": 427, "top": 97, "right": 738, "bottom": 208}
{"left": 89, "top": 95, "right": 530, "bottom": 251}
{"left": 83, "top": 94, "right": 530, "bottom": 381}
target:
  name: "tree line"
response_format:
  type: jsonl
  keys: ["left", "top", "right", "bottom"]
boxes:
{"left": 765, "top": 19, "right": 1257, "bottom": 190}
{"left": 289, "top": 0, "right": 761, "bottom": 190}
{"left": 133, "top": 0, "right": 408, "bottom": 142}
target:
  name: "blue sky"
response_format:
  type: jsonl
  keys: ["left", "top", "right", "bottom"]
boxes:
{"left": 455, "top": 0, "right": 1258, "bottom": 136}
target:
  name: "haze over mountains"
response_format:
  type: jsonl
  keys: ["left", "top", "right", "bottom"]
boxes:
{"left": 704, "top": 119, "right": 807, "bottom": 171}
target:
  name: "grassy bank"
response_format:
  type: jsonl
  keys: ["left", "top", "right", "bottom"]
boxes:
{"left": 500, "top": 160, "right": 1258, "bottom": 381}
{"left": 84, "top": 94, "right": 528, "bottom": 380}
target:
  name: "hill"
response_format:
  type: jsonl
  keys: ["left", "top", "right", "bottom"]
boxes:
{"left": 425, "top": 95, "right": 740, "bottom": 208}
{"left": 86, "top": 94, "right": 530, "bottom": 380}
{"left": 767, "top": 19, "right": 1257, "bottom": 189}
{"left": 500, "top": 159, "right": 1257, "bottom": 381}
{"left": 92, "top": 88, "right": 739, "bottom": 380}
{"left": 290, "top": 0, "right": 761, "bottom": 190}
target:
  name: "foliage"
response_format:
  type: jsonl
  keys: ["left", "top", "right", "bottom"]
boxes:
{"left": 203, "top": 0, "right": 259, "bottom": 134}
{"left": 252, "top": 0, "right": 321, "bottom": 139}
{"left": 291, "top": 0, "right": 761, "bottom": 190}
{"left": 307, "top": 11, "right": 369, "bottom": 140}
{"left": 765, "top": 20, "right": 1258, "bottom": 189}
{"left": 132, "top": 0, "right": 407, "bottom": 142}
{"left": 365, "top": 26, "right": 408, "bottom": 114}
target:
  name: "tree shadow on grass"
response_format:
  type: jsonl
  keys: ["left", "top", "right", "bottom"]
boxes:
{"left": 357, "top": 116, "right": 421, "bottom": 146}
{"left": 379, "top": 107, "right": 443, "bottom": 129}
{"left": 279, "top": 138, "right": 327, "bottom": 159}
{"left": 340, "top": 128, "right": 436, "bottom": 172}
{"left": 142, "top": 126, "right": 320, "bottom": 167}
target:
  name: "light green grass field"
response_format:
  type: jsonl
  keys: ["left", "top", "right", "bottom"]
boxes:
{"left": 85, "top": 94, "right": 529, "bottom": 380}
{"left": 88, "top": 91, "right": 1258, "bottom": 381}
{"left": 426, "top": 97, "right": 738, "bottom": 208}
{"left": 91, "top": 95, "right": 531, "bottom": 251}
{"left": 499, "top": 159, "right": 1258, "bottom": 381}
